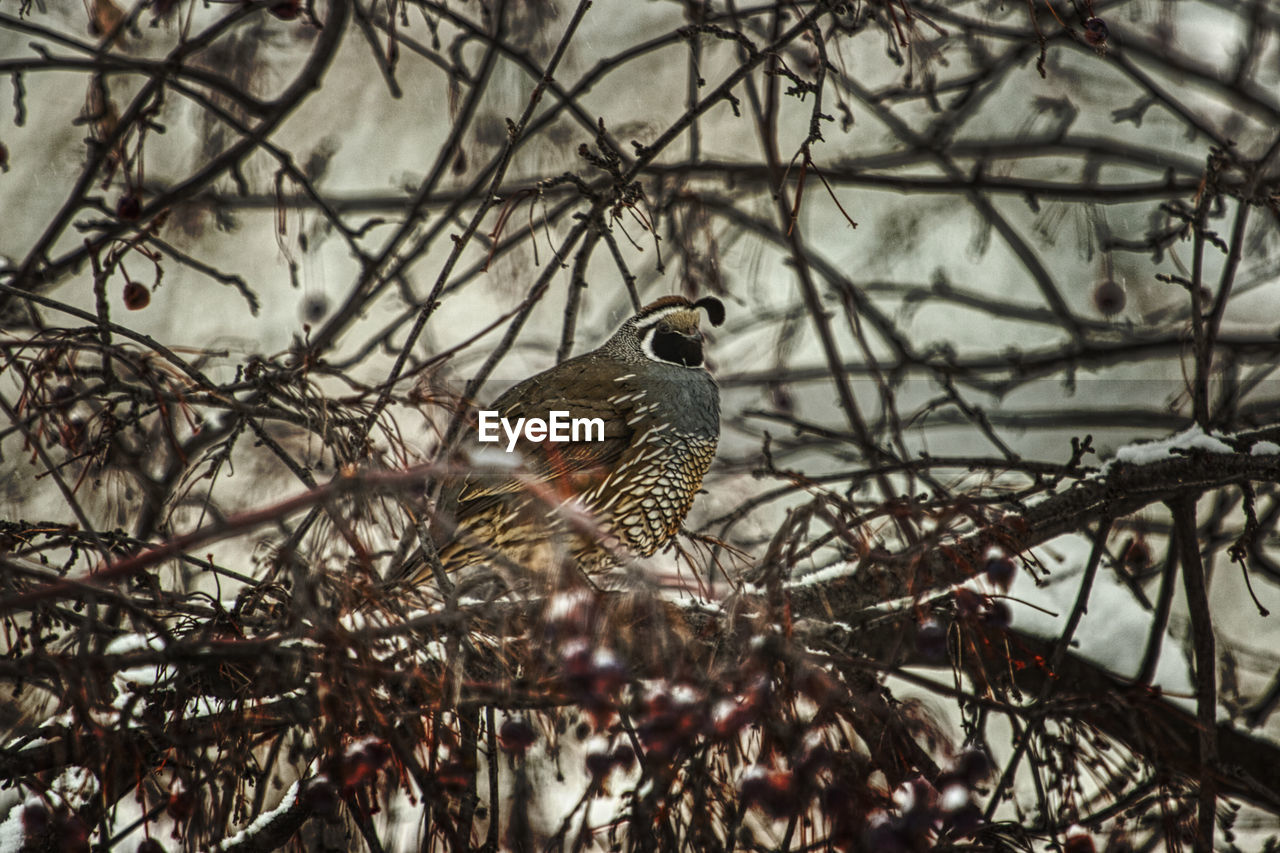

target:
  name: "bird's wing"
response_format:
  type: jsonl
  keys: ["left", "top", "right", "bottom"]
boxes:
{"left": 452, "top": 358, "right": 643, "bottom": 512}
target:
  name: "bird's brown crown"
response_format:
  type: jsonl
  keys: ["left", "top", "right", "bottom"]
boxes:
{"left": 633, "top": 295, "right": 726, "bottom": 333}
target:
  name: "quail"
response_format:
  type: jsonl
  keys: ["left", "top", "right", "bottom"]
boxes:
{"left": 402, "top": 295, "right": 724, "bottom": 585}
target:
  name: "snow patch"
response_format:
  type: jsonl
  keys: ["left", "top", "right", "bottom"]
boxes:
{"left": 106, "top": 633, "right": 169, "bottom": 688}
{"left": 788, "top": 561, "right": 857, "bottom": 588}
{"left": 1008, "top": 533, "right": 1196, "bottom": 712}
{"left": 104, "top": 633, "right": 165, "bottom": 656}
{"left": 216, "top": 780, "right": 299, "bottom": 851}
{"left": 49, "top": 766, "right": 98, "bottom": 808}
{"left": 0, "top": 798, "right": 39, "bottom": 853}
{"left": 1106, "top": 425, "right": 1233, "bottom": 470}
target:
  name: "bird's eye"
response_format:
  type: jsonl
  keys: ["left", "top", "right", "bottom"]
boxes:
{"left": 648, "top": 328, "right": 703, "bottom": 366}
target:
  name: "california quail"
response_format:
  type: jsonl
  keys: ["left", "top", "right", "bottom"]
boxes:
{"left": 402, "top": 295, "right": 724, "bottom": 585}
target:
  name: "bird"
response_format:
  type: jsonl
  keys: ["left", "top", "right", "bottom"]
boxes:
{"left": 399, "top": 295, "right": 724, "bottom": 587}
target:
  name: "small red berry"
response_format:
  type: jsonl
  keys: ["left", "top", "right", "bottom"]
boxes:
{"left": 269, "top": 0, "right": 301, "bottom": 20}
{"left": 610, "top": 743, "right": 635, "bottom": 771}
{"left": 1083, "top": 17, "right": 1108, "bottom": 49}
{"left": 590, "top": 648, "right": 627, "bottom": 693}
{"left": 1065, "top": 827, "right": 1097, "bottom": 853}
{"left": 498, "top": 717, "right": 537, "bottom": 756}
{"left": 712, "top": 697, "right": 754, "bottom": 737}
{"left": 560, "top": 639, "right": 593, "bottom": 689}
{"left": 62, "top": 816, "right": 90, "bottom": 853}
{"left": 954, "top": 587, "right": 982, "bottom": 616}
{"left": 301, "top": 293, "right": 329, "bottom": 323}
{"left": 152, "top": 0, "right": 179, "bottom": 20}
{"left": 22, "top": 803, "right": 49, "bottom": 835}
{"left": 123, "top": 281, "right": 151, "bottom": 310}
{"left": 302, "top": 779, "right": 339, "bottom": 817}
{"left": 1122, "top": 536, "right": 1151, "bottom": 568}
{"left": 952, "top": 748, "right": 992, "bottom": 785}
{"left": 585, "top": 737, "right": 614, "bottom": 778}
{"left": 984, "top": 554, "right": 1016, "bottom": 590}
{"left": 797, "top": 733, "right": 832, "bottom": 774}
{"left": 981, "top": 600, "right": 1013, "bottom": 629}
{"left": 116, "top": 193, "right": 142, "bottom": 221}
{"left": 1093, "top": 279, "right": 1125, "bottom": 316}
{"left": 58, "top": 416, "right": 86, "bottom": 451}
{"left": 167, "top": 789, "right": 194, "bottom": 820}
{"left": 945, "top": 799, "right": 983, "bottom": 836}
{"left": 916, "top": 619, "right": 947, "bottom": 661}
{"left": 50, "top": 384, "right": 76, "bottom": 407}
{"left": 740, "top": 766, "right": 799, "bottom": 819}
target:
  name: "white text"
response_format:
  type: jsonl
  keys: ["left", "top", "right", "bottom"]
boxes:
{"left": 477, "top": 410, "right": 605, "bottom": 452}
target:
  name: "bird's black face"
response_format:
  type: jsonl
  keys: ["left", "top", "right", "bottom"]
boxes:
{"left": 644, "top": 323, "right": 704, "bottom": 367}
{"left": 626, "top": 295, "right": 724, "bottom": 369}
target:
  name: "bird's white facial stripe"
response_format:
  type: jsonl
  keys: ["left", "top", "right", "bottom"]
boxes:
{"left": 633, "top": 306, "right": 687, "bottom": 332}
{"left": 639, "top": 326, "right": 660, "bottom": 362}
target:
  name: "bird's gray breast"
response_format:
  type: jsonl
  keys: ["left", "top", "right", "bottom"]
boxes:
{"left": 641, "top": 364, "right": 720, "bottom": 436}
